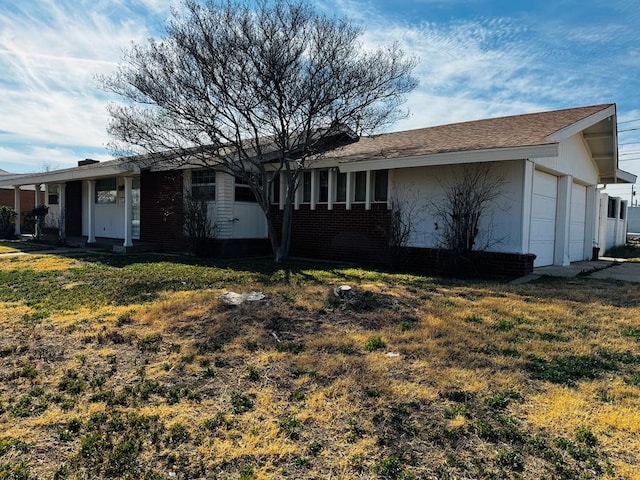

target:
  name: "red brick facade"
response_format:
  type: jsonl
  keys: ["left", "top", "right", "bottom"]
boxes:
{"left": 270, "top": 201, "right": 535, "bottom": 277}
{"left": 0, "top": 188, "right": 43, "bottom": 212}
{"left": 140, "top": 170, "right": 188, "bottom": 251}
{"left": 271, "top": 203, "right": 392, "bottom": 264}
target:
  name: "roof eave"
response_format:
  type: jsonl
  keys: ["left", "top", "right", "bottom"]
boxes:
{"left": 547, "top": 104, "right": 616, "bottom": 142}
{"left": 0, "top": 163, "right": 139, "bottom": 187}
{"left": 601, "top": 168, "right": 637, "bottom": 185}
{"left": 337, "top": 144, "right": 559, "bottom": 172}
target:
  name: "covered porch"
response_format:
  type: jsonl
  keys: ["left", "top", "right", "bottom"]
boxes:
{"left": 0, "top": 159, "right": 141, "bottom": 249}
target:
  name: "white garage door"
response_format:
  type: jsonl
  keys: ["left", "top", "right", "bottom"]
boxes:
{"left": 569, "top": 183, "right": 587, "bottom": 262}
{"left": 530, "top": 171, "right": 557, "bottom": 267}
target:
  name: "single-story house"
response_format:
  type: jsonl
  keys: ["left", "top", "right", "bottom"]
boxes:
{"left": 0, "top": 103, "right": 634, "bottom": 275}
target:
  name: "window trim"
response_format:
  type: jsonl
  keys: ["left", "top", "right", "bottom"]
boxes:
{"left": 191, "top": 169, "right": 216, "bottom": 202}
{"left": 95, "top": 178, "right": 118, "bottom": 205}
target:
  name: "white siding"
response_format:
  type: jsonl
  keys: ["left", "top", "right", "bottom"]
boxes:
{"left": 390, "top": 160, "right": 524, "bottom": 253}
{"left": 530, "top": 171, "right": 557, "bottom": 266}
{"left": 534, "top": 134, "right": 599, "bottom": 184}
{"left": 569, "top": 183, "right": 587, "bottom": 261}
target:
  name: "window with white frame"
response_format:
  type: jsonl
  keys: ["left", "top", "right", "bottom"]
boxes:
{"left": 235, "top": 177, "right": 258, "bottom": 203}
{"left": 302, "top": 171, "right": 312, "bottom": 203}
{"left": 191, "top": 170, "right": 216, "bottom": 201}
{"left": 353, "top": 171, "right": 367, "bottom": 202}
{"left": 272, "top": 173, "right": 280, "bottom": 204}
{"left": 336, "top": 172, "right": 347, "bottom": 202}
{"left": 48, "top": 185, "right": 59, "bottom": 205}
{"left": 620, "top": 201, "right": 627, "bottom": 220}
{"left": 318, "top": 170, "right": 329, "bottom": 203}
{"left": 95, "top": 178, "right": 117, "bottom": 204}
{"left": 373, "top": 170, "right": 388, "bottom": 202}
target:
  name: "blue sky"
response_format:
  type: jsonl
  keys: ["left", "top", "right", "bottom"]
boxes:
{"left": 0, "top": 0, "right": 639, "bottom": 199}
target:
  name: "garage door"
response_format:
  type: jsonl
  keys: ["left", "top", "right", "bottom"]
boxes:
{"left": 569, "top": 183, "right": 587, "bottom": 262}
{"left": 530, "top": 171, "right": 557, "bottom": 266}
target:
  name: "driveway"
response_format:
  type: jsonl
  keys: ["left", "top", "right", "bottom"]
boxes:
{"left": 529, "top": 259, "right": 640, "bottom": 283}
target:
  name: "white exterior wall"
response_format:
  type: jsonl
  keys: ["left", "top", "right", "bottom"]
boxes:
{"left": 598, "top": 194, "right": 628, "bottom": 253}
{"left": 628, "top": 206, "right": 640, "bottom": 234}
{"left": 184, "top": 170, "right": 267, "bottom": 240}
{"left": 534, "top": 134, "right": 599, "bottom": 184}
{"left": 390, "top": 160, "right": 525, "bottom": 253}
{"left": 81, "top": 178, "right": 127, "bottom": 239}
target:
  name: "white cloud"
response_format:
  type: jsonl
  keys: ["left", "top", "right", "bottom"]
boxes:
{"left": 0, "top": 0, "right": 167, "bottom": 171}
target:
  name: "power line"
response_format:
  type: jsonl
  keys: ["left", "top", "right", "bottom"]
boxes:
{"left": 618, "top": 127, "right": 640, "bottom": 133}
{"left": 618, "top": 118, "right": 640, "bottom": 125}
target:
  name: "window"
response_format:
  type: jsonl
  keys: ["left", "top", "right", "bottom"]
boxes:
{"left": 354, "top": 171, "right": 367, "bottom": 202}
{"left": 48, "top": 185, "right": 59, "bottom": 205}
{"left": 336, "top": 172, "right": 347, "bottom": 202}
{"left": 302, "top": 171, "right": 312, "bottom": 203}
{"left": 373, "top": 170, "right": 388, "bottom": 202}
{"left": 607, "top": 198, "right": 617, "bottom": 219}
{"left": 318, "top": 170, "right": 329, "bottom": 203}
{"left": 235, "top": 177, "right": 257, "bottom": 203}
{"left": 95, "top": 178, "right": 117, "bottom": 204}
{"left": 620, "top": 201, "right": 627, "bottom": 220}
{"left": 191, "top": 170, "right": 216, "bottom": 201}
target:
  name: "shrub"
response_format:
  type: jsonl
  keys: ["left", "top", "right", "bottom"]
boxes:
{"left": 0, "top": 206, "right": 16, "bottom": 239}
{"left": 364, "top": 336, "right": 386, "bottom": 352}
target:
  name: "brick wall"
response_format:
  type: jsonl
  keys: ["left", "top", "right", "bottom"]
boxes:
{"left": 0, "top": 188, "right": 43, "bottom": 212}
{"left": 271, "top": 203, "right": 392, "bottom": 264}
{"left": 140, "top": 170, "right": 188, "bottom": 251}
{"left": 271, "top": 202, "right": 535, "bottom": 277}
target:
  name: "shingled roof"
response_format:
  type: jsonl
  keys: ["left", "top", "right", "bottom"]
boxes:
{"left": 327, "top": 104, "right": 614, "bottom": 162}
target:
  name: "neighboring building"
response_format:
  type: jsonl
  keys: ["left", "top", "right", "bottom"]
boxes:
{"left": 0, "top": 104, "right": 635, "bottom": 275}
{"left": 627, "top": 206, "right": 640, "bottom": 235}
{"left": 0, "top": 169, "right": 45, "bottom": 229}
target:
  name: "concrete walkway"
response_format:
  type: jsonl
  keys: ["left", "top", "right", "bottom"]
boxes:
{"left": 512, "top": 258, "right": 640, "bottom": 283}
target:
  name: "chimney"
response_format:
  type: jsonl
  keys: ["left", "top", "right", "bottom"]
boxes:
{"left": 78, "top": 159, "right": 100, "bottom": 167}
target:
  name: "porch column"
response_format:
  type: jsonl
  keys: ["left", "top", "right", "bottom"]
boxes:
{"left": 13, "top": 186, "right": 21, "bottom": 236}
{"left": 554, "top": 175, "right": 572, "bottom": 266}
{"left": 87, "top": 180, "right": 96, "bottom": 244}
{"left": 345, "top": 171, "right": 353, "bottom": 210}
{"left": 327, "top": 169, "right": 335, "bottom": 210}
{"left": 365, "top": 170, "right": 372, "bottom": 210}
{"left": 123, "top": 176, "right": 133, "bottom": 247}
{"left": 34, "top": 184, "right": 41, "bottom": 239}
{"left": 58, "top": 183, "right": 66, "bottom": 240}
{"left": 520, "top": 160, "right": 534, "bottom": 253}
{"left": 584, "top": 185, "right": 598, "bottom": 259}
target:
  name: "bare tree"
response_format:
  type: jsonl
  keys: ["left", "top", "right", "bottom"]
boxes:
{"left": 388, "top": 186, "right": 424, "bottom": 251}
{"left": 430, "top": 163, "right": 506, "bottom": 253}
{"left": 102, "top": 0, "right": 417, "bottom": 262}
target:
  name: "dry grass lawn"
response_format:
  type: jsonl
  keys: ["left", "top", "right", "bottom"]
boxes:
{"left": 1, "top": 245, "right": 639, "bottom": 479}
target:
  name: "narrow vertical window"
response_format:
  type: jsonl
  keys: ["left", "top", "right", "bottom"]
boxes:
{"left": 302, "top": 171, "right": 312, "bottom": 203}
{"left": 318, "top": 170, "right": 329, "bottom": 203}
{"left": 336, "top": 172, "right": 347, "bottom": 202}
{"left": 272, "top": 174, "right": 280, "bottom": 204}
{"left": 373, "top": 170, "right": 388, "bottom": 202}
{"left": 354, "top": 171, "right": 366, "bottom": 202}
